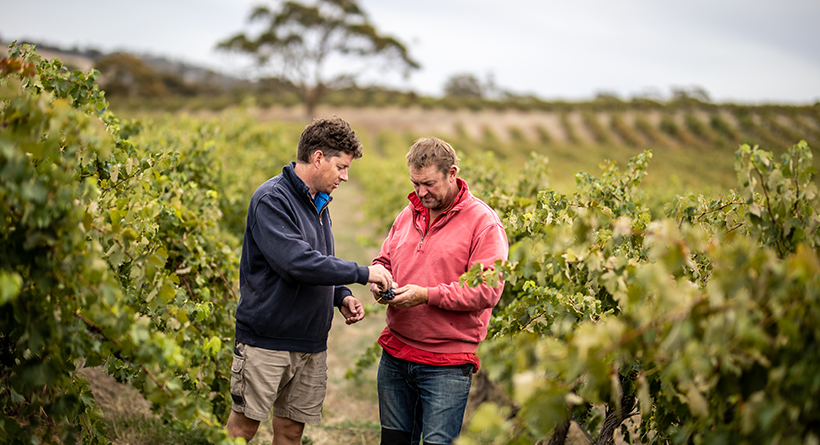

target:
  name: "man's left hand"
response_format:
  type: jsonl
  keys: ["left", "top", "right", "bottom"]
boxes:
{"left": 340, "top": 295, "right": 365, "bottom": 324}
{"left": 389, "top": 285, "right": 428, "bottom": 308}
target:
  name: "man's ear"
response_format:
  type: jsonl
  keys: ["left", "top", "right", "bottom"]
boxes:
{"left": 448, "top": 165, "right": 459, "bottom": 181}
{"left": 312, "top": 150, "right": 324, "bottom": 168}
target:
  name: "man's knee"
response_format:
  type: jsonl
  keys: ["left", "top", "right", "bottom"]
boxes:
{"left": 273, "top": 415, "right": 305, "bottom": 441}
{"left": 226, "top": 410, "right": 260, "bottom": 440}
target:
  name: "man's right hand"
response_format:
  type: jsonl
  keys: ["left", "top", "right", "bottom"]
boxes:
{"left": 367, "top": 264, "right": 393, "bottom": 292}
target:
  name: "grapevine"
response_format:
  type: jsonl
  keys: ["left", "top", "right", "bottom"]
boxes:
{"left": 1, "top": 43, "right": 242, "bottom": 444}
{"left": 454, "top": 141, "right": 820, "bottom": 445}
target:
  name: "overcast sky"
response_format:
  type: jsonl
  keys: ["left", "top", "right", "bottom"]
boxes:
{"left": 1, "top": 0, "right": 818, "bottom": 103}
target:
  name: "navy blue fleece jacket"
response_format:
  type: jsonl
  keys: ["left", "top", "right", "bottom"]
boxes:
{"left": 235, "top": 162, "right": 370, "bottom": 353}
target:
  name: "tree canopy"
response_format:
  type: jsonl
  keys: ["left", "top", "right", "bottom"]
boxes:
{"left": 444, "top": 73, "right": 485, "bottom": 99}
{"left": 217, "top": 0, "right": 420, "bottom": 117}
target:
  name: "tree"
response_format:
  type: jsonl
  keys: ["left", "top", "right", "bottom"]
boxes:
{"left": 670, "top": 85, "right": 711, "bottom": 103}
{"left": 217, "top": 0, "right": 420, "bottom": 117}
{"left": 444, "top": 73, "right": 484, "bottom": 98}
{"left": 95, "top": 53, "right": 168, "bottom": 97}
{"left": 444, "top": 72, "right": 514, "bottom": 102}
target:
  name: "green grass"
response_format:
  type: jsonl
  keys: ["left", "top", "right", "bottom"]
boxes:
{"left": 310, "top": 419, "right": 381, "bottom": 444}
{"left": 103, "top": 415, "right": 212, "bottom": 445}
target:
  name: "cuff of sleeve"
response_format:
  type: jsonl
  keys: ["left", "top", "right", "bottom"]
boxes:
{"left": 356, "top": 265, "right": 370, "bottom": 285}
{"left": 426, "top": 287, "right": 440, "bottom": 306}
{"left": 333, "top": 289, "right": 353, "bottom": 308}
{"left": 335, "top": 292, "right": 352, "bottom": 308}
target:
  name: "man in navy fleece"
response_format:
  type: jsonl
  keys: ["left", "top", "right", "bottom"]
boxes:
{"left": 226, "top": 116, "right": 393, "bottom": 445}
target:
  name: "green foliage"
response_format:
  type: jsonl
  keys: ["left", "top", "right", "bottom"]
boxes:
{"left": 457, "top": 140, "right": 820, "bottom": 444}
{"left": 732, "top": 108, "right": 787, "bottom": 151}
{"left": 710, "top": 113, "right": 743, "bottom": 144}
{"left": 610, "top": 114, "right": 643, "bottom": 147}
{"left": 684, "top": 113, "right": 722, "bottom": 147}
{"left": 634, "top": 114, "right": 671, "bottom": 147}
{"left": 582, "top": 112, "right": 612, "bottom": 145}
{"left": 103, "top": 414, "right": 213, "bottom": 445}
{"left": 659, "top": 114, "right": 696, "bottom": 146}
{"left": 129, "top": 109, "right": 298, "bottom": 240}
{"left": 734, "top": 141, "right": 819, "bottom": 256}
{"left": 309, "top": 418, "right": 380, "bottom": 444}
{"left": 351, "top": 131, "right": 420, "bottom": 239}
{"left": 535, "top": 125, "right": 552, "bottom": 145}
{"left": 344, "top": 341, "right": 382, "bottom": 380}
{"left": 1, "top": 43, "right": 240, "bottom": 444}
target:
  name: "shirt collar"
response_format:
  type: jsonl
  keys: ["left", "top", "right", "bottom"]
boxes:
{"left": 313, "top": 192, "right": 330, "bottom": 213}
{"left": 408, "top": 177, "right": 469, "bottom": 217}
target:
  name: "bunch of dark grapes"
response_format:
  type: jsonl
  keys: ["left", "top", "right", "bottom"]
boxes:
{"left": 379, "top": 287, "right": 395, "bottom": 301}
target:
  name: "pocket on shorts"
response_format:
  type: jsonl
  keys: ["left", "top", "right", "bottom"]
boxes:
{"left": 230, "top": 343, "right": 247, "bottom": 406}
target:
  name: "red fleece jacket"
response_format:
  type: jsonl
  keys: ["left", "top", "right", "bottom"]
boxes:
{"left": 373, "top": 178, "right": 508, "bottom": 354}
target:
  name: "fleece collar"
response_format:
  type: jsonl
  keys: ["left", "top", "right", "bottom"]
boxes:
{"left": 408, "top": 177, "right": 469, "bottom": 220}
{"left": 284, "top": 162, "right": 332, "bottom": 213}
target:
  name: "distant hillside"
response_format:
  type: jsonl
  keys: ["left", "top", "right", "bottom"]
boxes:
{"left": 0, "top": 39, "right": 243, "bottom": 91}
{"left": 237, "top": 103, "right": 820, "bottom": 151}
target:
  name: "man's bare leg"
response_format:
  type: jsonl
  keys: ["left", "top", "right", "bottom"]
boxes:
{"left": 272, "top": 415, "right": 305, "bottom": 445}
{"left": 226, "top": 410, "right": 260, "bottom": 442}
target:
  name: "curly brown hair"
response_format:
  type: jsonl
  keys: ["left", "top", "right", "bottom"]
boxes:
{"left": 297, "top": 116, "right": 363, "bottom": 163}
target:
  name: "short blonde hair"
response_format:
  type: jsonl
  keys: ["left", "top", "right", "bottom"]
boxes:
{"left": 405, "top": 138, "right": 460, "bottom": 175}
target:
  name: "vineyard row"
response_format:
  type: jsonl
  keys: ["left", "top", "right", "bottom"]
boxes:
{"left": 446, "top": 108, "right": 820, "bottom": 151}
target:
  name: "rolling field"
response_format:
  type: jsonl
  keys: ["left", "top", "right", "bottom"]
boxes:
{"left": 88, "top": 102, "right": 819, "bottom": 444}
{"left": 170, "top": 102, "right": 820, "bottom": 195}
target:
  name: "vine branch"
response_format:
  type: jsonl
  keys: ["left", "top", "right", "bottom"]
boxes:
{"left": 75, "top": 312, "right": 171, "bottom": 399}
{"left": 91, "top": 224, "right": 136, "bottom": 262}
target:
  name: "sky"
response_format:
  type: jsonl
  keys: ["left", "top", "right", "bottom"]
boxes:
{"left": 1, "top": 0, "right": 819, "bottom": 104}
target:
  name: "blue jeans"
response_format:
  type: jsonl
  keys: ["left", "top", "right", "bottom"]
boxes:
{"left": 378, "top": 350, "right": 474, "bottom": 445}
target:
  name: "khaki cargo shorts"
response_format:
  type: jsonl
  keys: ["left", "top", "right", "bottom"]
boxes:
{"left": 230, "top": 342, "right": 328, "bottom": 424}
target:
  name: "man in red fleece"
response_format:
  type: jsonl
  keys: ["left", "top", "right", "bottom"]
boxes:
{"left": 370, "top": 137, "right": 508, "bottom": 445}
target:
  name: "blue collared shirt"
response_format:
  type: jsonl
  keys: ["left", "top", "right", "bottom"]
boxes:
{"left": 313, "top": 192, "right": 330, "bottom": 213}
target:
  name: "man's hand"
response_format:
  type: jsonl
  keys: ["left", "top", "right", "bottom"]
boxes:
{"left": 367, "top": 264, "right": 393, "bottom": 292}
{"left": 340, "top": 295, "right": 365, "bottom": 325}
{"left": 388, "top": 284, "right": 428, "bottom": 309}
{"left": 370, "top": 282, "right": 399, "bottom": 304}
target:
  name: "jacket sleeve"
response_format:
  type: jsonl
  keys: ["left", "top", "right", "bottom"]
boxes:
{"left": 252, "top": 194, "right": 370, "bottom": 286}
{"left": 426, "top": 222, "right": 508, "bottom": 312}
{"left": 334, "top": 285, "right": 354, "bottom": 307}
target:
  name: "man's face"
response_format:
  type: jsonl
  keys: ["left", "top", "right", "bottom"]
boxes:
{"left": 410, "top": 165, "right": 457, "bottom": 212}
{"left": 315, "top": 151, "right": 354, "bottom": 195}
